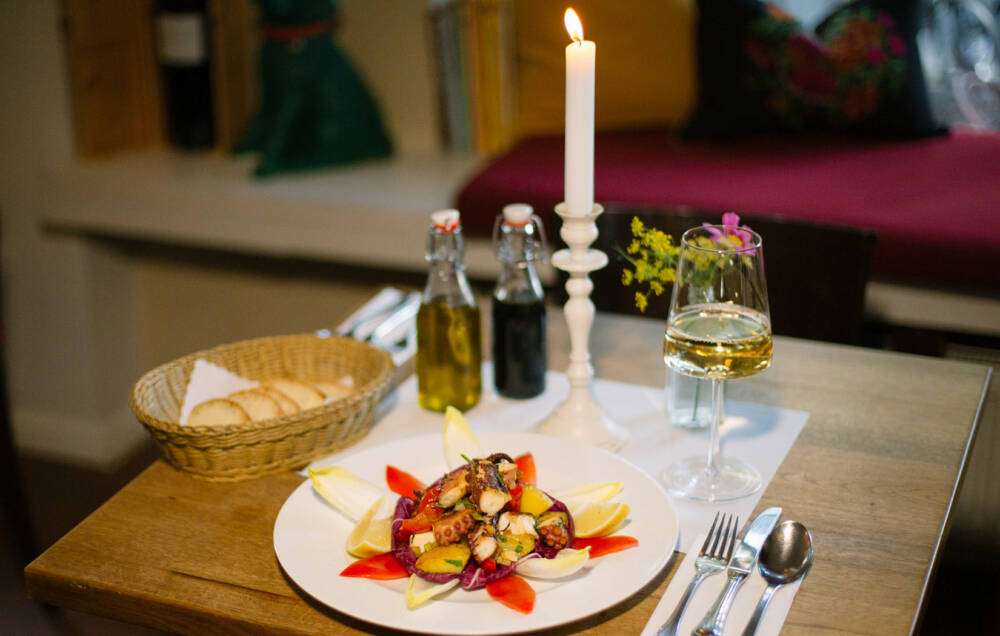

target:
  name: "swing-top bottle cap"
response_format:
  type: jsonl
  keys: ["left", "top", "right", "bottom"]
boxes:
{"left": 502, "top": 203, "right": 533, "bottom": 226}
{"left": 430, "top": 209, "right": 461, "bottom": 232}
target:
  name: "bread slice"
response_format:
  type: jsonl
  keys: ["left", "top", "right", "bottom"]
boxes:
{"left": 256, "top": 385, "right": 299, "bottom": 415}
{"left": 189, "top": 398, "right": 250, "bottom": 427}
{"left": 312, "top": 380, "right": 355, "bottom": 401}
{"left": 227, "top": 389, "right": 283, "bottom": 422}
{"left": 264, "top": 379, "right": 325, "bottom": 410}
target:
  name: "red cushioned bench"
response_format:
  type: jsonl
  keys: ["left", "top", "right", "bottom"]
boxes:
{"left": 456, "top": 128, "right": 1000, "bottom": 293}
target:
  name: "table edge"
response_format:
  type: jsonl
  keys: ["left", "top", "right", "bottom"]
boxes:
{"left": 909, "top": 366, "right": 993, "bottom": 635}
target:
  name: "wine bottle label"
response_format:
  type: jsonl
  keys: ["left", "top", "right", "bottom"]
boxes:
{"left": 156, "top": 13, "right": 206, "bottom": 65}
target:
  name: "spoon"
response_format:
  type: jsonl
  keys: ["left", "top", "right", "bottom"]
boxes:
{"left": 741, "top": 520, "right": 813, "bottom": 636}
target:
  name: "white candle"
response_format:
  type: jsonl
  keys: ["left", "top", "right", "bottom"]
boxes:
{"left": 564, "top": 8, "right": 595, "bottom": 217}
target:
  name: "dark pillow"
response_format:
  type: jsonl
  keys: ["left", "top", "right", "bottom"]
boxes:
{"left": 684, "top": 0, "right": 943, "bottom": 138}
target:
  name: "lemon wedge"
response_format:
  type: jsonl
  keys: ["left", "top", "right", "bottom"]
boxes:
{"left": 571, "top": 501, "right": 630, "bottom": 538}
{"left": 442, "top": 405, "right": 482, "bottom": 470}
{"left": 308, "top": 466, "right": 394, "bottom": 521}
{"left": 555, "top": 482, "right": 624, "bottom": 513}
{"left": 515, "top": 547, "right": 591, "bottom": 579}
{"left": 345, "top": 496, "right": 392, "bottom": 558}
{"left": 405, "top": 573, "right": 460, "bottom": 609}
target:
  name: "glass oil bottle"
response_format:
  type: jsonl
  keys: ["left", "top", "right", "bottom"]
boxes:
{"left": 492, "top": 203, "right": 547, "bottom": 398}
{"left": 416, "top": 209, "right": 482, "bottom": 412}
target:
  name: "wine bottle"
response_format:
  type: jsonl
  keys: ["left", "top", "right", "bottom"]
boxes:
{"left": 155, "top": 0, "right": 214, "bottom": 150}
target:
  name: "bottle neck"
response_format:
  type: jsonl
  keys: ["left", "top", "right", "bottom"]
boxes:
{"left": 495, "top": 261, "right": 543, "bottom": 303}
{"left": 494, "top": 223, "right": 544, "bottom": 303}
{"left": 424, "top": 227, "right": 475, "bottom": 306}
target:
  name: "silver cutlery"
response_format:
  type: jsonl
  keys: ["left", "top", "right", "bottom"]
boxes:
{"left": 740, "top": 520, "right": 813, "bottom": 636}
{"left": 656, "top": 512, "right": 738, "bottom": 636}
{"left": 330, "top": 288, "right": 406, "bottom": 338}
{"left": 692, "top": 506, "right": 782, "bottom": 636}
{"left": 369, "top": 293, "right": 421, "bottom": 348}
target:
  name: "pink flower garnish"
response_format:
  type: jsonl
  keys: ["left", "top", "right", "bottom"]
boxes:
{"left": 722, "top": 212, "right": 741, "bottom": 228}
{"left": 702, "top": 223, "right": 724, "bottom": 240}
{"left": 704, "top": 213, "right": 753, "bottom": 247}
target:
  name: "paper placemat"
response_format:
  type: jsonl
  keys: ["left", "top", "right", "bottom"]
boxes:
{"left": 640, "top": 535, "right": 808, "bottom": 636}
{"left": 306, "top": 362, "right": 809, "bottom": 549}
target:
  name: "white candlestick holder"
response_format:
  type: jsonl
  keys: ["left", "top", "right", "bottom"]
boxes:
{"left": 534, "top": 203, "right": 628, "bottom": 451}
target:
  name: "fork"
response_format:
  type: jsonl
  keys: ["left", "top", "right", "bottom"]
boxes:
{"left": 655, "top": 513, "right": 738, "bottom": 636}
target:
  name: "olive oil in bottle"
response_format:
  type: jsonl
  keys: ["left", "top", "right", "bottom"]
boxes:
{"left": 416, "top": 210, "right": 482, "bottom": 412}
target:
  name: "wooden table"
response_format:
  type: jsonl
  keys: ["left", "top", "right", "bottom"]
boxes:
{"left": 25, "top": 311, "right": 992, "bottom": 635}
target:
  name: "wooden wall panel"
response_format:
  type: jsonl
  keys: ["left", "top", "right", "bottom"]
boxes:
{"left": 208, "top": 0, "right": 260, "bottom": 152}
{"left": 63, "top": 0, "right": 163, "bottom": 157}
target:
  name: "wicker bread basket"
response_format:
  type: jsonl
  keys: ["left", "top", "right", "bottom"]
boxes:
{"left": 130, "top": 334, "right": 394, "bottom": 481}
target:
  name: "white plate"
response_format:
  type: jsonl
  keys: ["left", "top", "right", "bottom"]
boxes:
{"left": 273, "top": 431, "right": 679, "bottom": 634}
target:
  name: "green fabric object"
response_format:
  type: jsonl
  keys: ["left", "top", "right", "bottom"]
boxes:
{"left": 235, "top": 0, "right": 393, "bottom": 177}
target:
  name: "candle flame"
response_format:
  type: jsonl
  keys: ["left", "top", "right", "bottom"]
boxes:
{"left": 564, "top": 8, "right": 584, "bottom": 44}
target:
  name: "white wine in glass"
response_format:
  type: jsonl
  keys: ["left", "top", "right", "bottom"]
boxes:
{"left": 662, "top": 224, "right": 772, "bottom": 502}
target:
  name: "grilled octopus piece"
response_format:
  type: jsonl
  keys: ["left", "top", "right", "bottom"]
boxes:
{"left": 485, "top": 453, "right": 518, "bottom": 489}
{"left": 469, "top": 459, "right": 511, "bottom": 515}
{"left": 468, "top": 521, "right": 498, "bottom": 563}
{"left": 432, "top": 509, "right": 475, "bottom": 546}
{"left": 437, "top": 465, "right": 469, "bottom": 507}
{"left": 485, "top": 452, "right": 515, "bottom": 464}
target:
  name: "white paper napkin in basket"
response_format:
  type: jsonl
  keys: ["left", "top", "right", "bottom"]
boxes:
{"left": 178, "top": 359, "right": 260, "bottom": 426}
{"left": 640, "top": 535, "right": 808, "bottom": 636}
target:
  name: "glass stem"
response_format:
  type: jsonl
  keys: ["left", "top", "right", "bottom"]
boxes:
{"left": 706, "top": 379, "right": 725, "bottom": 477}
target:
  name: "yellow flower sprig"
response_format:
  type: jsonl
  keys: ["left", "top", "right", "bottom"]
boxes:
{"left": 617, "top": 217, "right": 679, "bottom": 312}
{"left": 617, "top": 214, "right": 755, "bottom": 312}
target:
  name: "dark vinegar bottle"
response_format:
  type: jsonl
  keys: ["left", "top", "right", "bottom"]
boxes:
{"left": 492, "top": 204, "right": 548, "bottom": 398}
{"left": 155, "top": 0, "right": 214, "bottom": 150}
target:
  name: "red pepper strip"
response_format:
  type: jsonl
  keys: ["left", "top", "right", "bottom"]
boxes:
{"left": 573, "top": 536, "right": 639, "bottom": 557}
{"left": 481, "top": 558, "right": 498, "bottom": 573}
{"left": 385, "top": 465, "right": 426, "bottom": 499}
{"left": 508, "top": 483, "right": 523, "bottom": 512}
{"left": 398, "top": 516, "right": 431, "bottom": 536}
{"left": 397, "top": 505, "right": 444, "bottom": 537}
{"left": 339, "top": 553, "right": 408, "bottom": 580}
{"left": 396, "top": 485, "right": 444, "bottom": 539}
{"left": 415, "top": 485, "right": 442, "bottom": 513}
{"left": 514, "top": 452, "right": 536, "bottom": 485}
{"left": 485, "top": 575, "right": 535, "bottom": 614}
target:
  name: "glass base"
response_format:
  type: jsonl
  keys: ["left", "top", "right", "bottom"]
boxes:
{"left": 661, "top": 456, "right": 761, "bottom": 503}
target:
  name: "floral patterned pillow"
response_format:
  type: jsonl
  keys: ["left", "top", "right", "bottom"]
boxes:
{"left": 684, "top": 0, "right": 943, "bottom": 138}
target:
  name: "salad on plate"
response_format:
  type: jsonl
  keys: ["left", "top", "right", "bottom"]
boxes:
{"left": 308, "top": 407, "right": 638, "bottom": 614}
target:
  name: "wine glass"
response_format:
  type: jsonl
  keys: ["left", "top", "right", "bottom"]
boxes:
{"left": 662, "top": 224, "right": 772, "bottom": 502}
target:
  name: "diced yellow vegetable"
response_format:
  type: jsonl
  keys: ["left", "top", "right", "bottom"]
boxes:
{"left": 538, "top": 511, "right": 569, "bottom": 530}
{"left": 415, "top": 543, "right": 471, "bottom": 574}
{"left": 498, "top": 532, "right": 536, "bottom": 562}
{"left": 518, "top": 485, "right": 554, "bottom": 516}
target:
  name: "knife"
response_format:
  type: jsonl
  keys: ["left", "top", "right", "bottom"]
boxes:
{"left": 692, "top": 507, "right": 782, "bottom": 636}
{"left": 330, "top": 288, "right": 406, "bottom": 337}
{"left": 369, "top": 293, "right": 421, "bottom": 347}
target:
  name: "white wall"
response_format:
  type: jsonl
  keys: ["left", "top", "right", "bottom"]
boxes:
{"left": 0, "top": 1, "right": 150, "bottom": 467}
{"left": 339, "top": 0, "right": 441, "bottom": 154}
